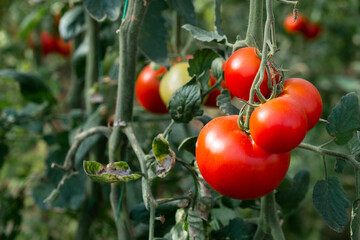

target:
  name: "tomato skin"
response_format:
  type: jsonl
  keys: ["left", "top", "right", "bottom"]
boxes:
{"left": 159, "top": 62, "right": 192, "bottom": 105}
{"left": 224, "top": 47, "right": 272, "bottom": 101}
{"left": 135, "top": 64, "right": 168, "bottom": 114}
{"left": 40, "top": 31, "right": 57, "bottom": 55}
{"left": 303, "top": 23, "right": 322, "bottom": 39}
{"left": 284, "top": 14, "right": 308, "bottom": 33}
{"left": 196, "top": 115, "right": 290, "bottom": 200}
{"left": 250, "top": 97, "right": 307, "bottom": 153}
{"left": 279, "top": 78, "right": 322, "bottom": 130}
{"left": 204, "top": 74, "right": 230, "bottom": 107}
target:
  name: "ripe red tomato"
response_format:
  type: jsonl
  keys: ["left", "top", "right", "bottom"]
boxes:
{"left": 303, "top": 23, "right": 322, "bottom": 39}
{"left": 284, "top": 13, "right": 308, "bottom": 33}
{"left": 196, "top": 115, "right": 290, "bottom": 200}
{"left": 40, "top": 31, "right": 57, "bottom": 55}
{"left": 135, "top": 63, "right": 168, "bottom": 114}
{"left": 279, "top": 78, "right": 322, "bottom": 130}
{"left": 204, "top": 74, "right": 230, "bottom": 107}
{"left": 224, "top": 47, "right": 274, "bottom": 101}
{"left": 55, "top": 37, "right": 72, "bottom": 57}
{"left": 250, "top": 97, "right": 307, "bottom": 153}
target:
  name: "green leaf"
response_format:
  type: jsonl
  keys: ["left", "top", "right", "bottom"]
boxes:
{"left": 0, "top": 142, "right": 9, "bottom": 170}
{"left": 72, "top": 40, "right": 87, "bottom": 78}
{"left": 182, "top": 24, "right": 227, "bottom": 44}
{"left": 165, "top": 209, "right": 188, "bottom": 240}
{"left": 326, "top": 93, "right": 360, "bottom": 145}
{"left": 168, "top": 77, "right": 203, "bottom": 123}
{"left": 313, "top": 176, "right": 350, "bottom": 232}
{"left": 188, "top": 49, "right": 220, "bottom": 77}
{"left": 168, "top": 0, "right": 197, "bottom": 25}
{"left": 351, "top": 199, "right": 360, "bottom": 239}
{"left": 18, "top": 7, "right": 47, "bottom": 39}
{"left": 276, "top": 174, "right": 295, "bottom": 192}
{"left": 228, "top": 217, "right": 257, "bottom": 240}
{"left": 59, "top": 6, "right": 86, "bottom": 41}
{"left": 178, "top": 136, "right": 197, "bottom": 155}
{"left": 217, "top": 89, "right": 239, "bottom": 115}
{"left": 82, "top": 0, "right": 121, "bottom": 22}
{"left": 276, "top": 170, "right": 310, "bottom": 214}
{"left": 83, "top": 161, "right": 142, "bottom": 183}
{"left": 152, "top": 134, "right": 176, "bottom": 178}
{"left": 334, "top": 158, "right": 347, "bottom": 174}
{"left": 139, "top": 0, "right": 168, "bottom": 65}
{"left": 0, "top": 69, "right": 56, "bottom": 105}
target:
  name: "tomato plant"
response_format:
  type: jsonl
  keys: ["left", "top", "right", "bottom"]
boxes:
{"left": 159, "top": 62, "right": 192, "bottom": 105}
{"left": 224, "top": 47, "right": 274, "bottom": 101}
{"left": 283, "top": 13, "right": 308, "bottom": 33}
{"left": 135, "top": 63, "right": 168, "bottom": 114}
{"left": 249, "top": 97, "right": 308, "bottom": 153}
{"left": 196, "top": 115, "right": 290, "bottom": 199}
{"left": 279, "top": 78, "right": 323, "bottom": 130}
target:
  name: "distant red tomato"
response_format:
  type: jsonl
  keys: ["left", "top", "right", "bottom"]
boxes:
{"left": 303, "top": 23, "right": 322, "bottom": 39}
{"left": 40, "top": 31, "right": 57, "bottom": 55}
{"left": 135, "top": 64, "right": 168, "bottom": 114}
{"left": 55, "top": 37, "right": 72, "bottom": 57}
{"left": 284, "top": 13, "right": 308, "bottom": 33}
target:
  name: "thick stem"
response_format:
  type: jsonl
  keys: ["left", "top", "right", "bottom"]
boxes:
{"left": 265, "top": 192, "right": 285, "bottom": 240}
{"left": 245, "top": 0, "right": 264, "bottom": 48}
{"left": 108, "top": 1, "right": 149, "bottom": 239}
{"left": 85, "top": 13, "right": 100, "bottom": 115}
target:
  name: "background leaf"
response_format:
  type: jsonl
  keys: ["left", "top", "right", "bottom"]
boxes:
{"left": 82, "top": 0, "right": 121, "bottom": 22}
{"left": 276, "top": 170, "right": 310, "bottom": 214}
{"left": 139, "top": 0, "right": 168, "bottom": 65}
{"left": 217, "top": 90, "right": 239, "bottom": 115}
{"left": 167, "top": 0, "right": 197, "bottom": 25}
{"left": 313, "top": 176, "right": 350, "bottom": 232}
{"left": 188, "top": 49, "right": 220, "bottom": 76}
{"left": 182, "top": 24, "right": 226, "bottom": 44}
{"left": 59, "top": 6, "right": 86, "bottom": 41}
{"left": 0, "top": 69, "right": 56, "bottom": 105}
{"left": 351, "top": 199, "right": 360, "bottom": 239}
{"left": 326, "top": 93, "right": 360, "bottom": 145}
{"left": 18, "top": 7, "right": 47, "bottom": 39}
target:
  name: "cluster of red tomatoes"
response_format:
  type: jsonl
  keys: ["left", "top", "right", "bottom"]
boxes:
{"left": 284, "top": 13, "right": 322, "bottom": 39}
{"left": 135, "top": 60, "right": 227, "bottom": 114}
{"left": 196, "top": 47, "right": 322, "bottom": 200}
{"left": 28, "top": 31, "right": 72, "bottom": 57}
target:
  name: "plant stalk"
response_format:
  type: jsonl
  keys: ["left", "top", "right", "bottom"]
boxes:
{"left": 245, "top": 0, "right": 264, "bottom": 47}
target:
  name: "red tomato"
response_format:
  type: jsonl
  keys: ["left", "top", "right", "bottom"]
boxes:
{"left": 224, "top": 47, "right": 274, "bottom": 101}
{"left": 279, "top": 78, "right": 322, "bottom": 130}
{"left": 135, "top": 64, "right": 168, "bottom": 114}
{"left": 196, "top": 115, "right": 290, "bottom": 200}
{"left": 249, "top": 97, "right": 307, "bottom": 153}
{"left": 205, "top": 74, "right": 230, "bottom": 107}
{"left": 303, "top": 23, "right": 322, "bottom": 39}
{"left": 40, "top": 31, "right": 57, "bottom": 55}
{"left": 284, "top": 13, "right": 308, "bottom": 33}
{"left": 55, "top": 37, "right": 72, "bottom": 57}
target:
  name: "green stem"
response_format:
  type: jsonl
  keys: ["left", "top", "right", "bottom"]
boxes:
{"left": 298, "top": 143, "right": 360, "bottom": 169}
{"left": 322, "top": 155, "right": 328, "bottom": 181}
{"left": 265, "top": 192, "right": 285, "bottom": 240}
{"left": 245, "top": 0, "right": 264, "bottom": 48}
{"left": 85, "top": 13, "right": 100, "bottom": 116}
{"left": 356, "top": 168, "right": 360, "bottom": 200}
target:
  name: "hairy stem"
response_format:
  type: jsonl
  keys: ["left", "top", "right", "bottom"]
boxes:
{"left": 245, "top": 0, "right": 264, "bottom": 47}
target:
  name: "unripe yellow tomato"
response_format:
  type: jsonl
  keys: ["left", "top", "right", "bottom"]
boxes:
{"left": 159, "top": 62, "right": 192, "bottom": 105}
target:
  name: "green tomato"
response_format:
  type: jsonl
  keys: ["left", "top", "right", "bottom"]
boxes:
{"left": 159, "top": 62, "right": 192, "bottom": 105}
